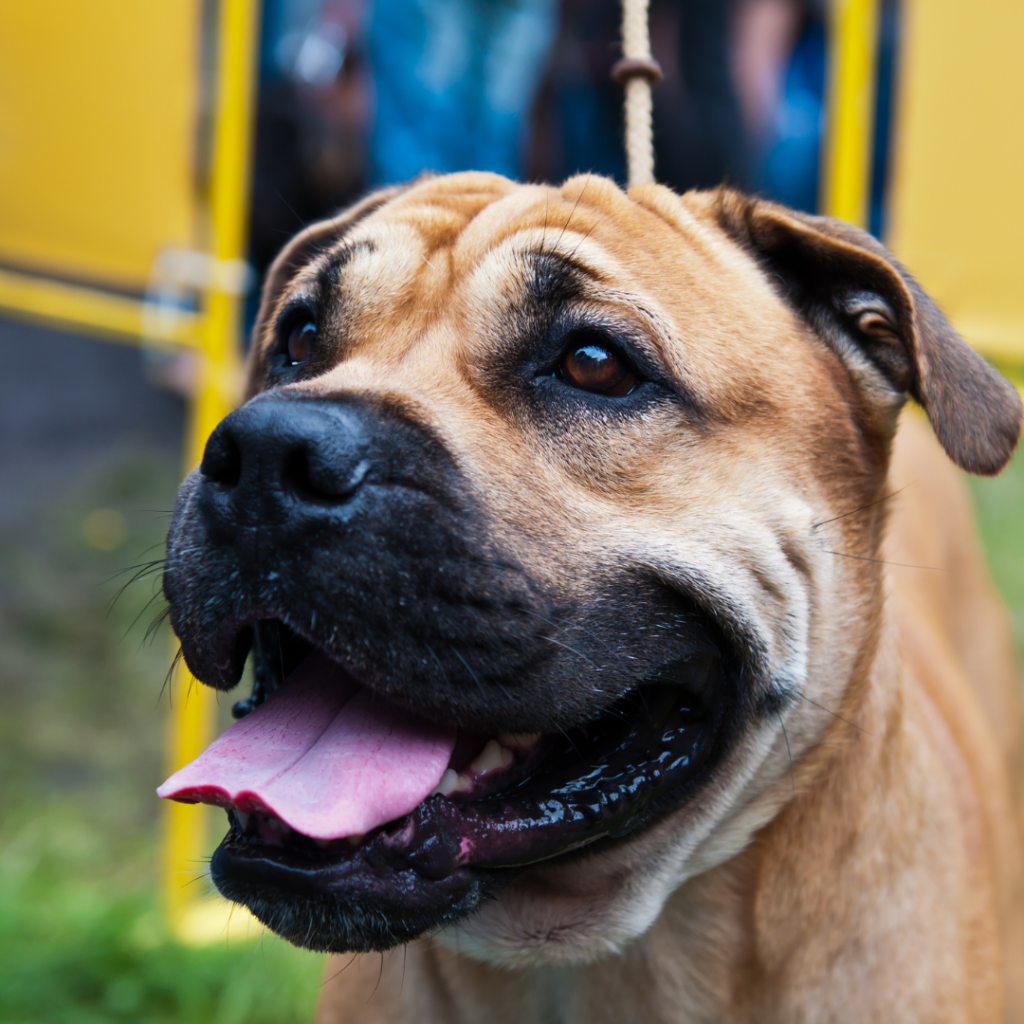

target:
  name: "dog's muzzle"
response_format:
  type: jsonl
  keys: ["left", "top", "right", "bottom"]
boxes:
{"left": 159, "top": 393, "right": 736, "bottom": 954}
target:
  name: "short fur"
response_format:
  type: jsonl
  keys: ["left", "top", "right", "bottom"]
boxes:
{"left": 168, "top": 173, "right": 1024, "bottom": 1021}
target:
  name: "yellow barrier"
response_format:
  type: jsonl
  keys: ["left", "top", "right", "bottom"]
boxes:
{"left": 0, "top": 266, "right": 200, "bottom": 349}
{"left": 887, "top": 0, "right": 1024, "bottom": 362}
{"left": 821, "top": 0, "right": 880, "bottom": 229}
{"left": 0, "top": 0, "right": 259, "bottom": 943}
{"left": 160, "top": 0, "right": 261, "bottom": 943}
{"left": 0, "top": 2, "right": 202, "bottom": 289}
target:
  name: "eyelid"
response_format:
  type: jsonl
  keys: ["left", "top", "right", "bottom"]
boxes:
{"left": 275, "top": 306, "right": 317, "bottom": 346}
{"left": 277, "top": 303, "right": 315, "bottom": 328}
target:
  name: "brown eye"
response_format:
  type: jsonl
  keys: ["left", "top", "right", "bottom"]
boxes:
{"left": 286, "top": 321, "right": 315, "bottom": 365}
{"left": 559, "top": 341, "right": 637, "bottom": 396}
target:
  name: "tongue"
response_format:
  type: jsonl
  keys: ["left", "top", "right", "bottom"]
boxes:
{"left": 157, "top": 652, "right": 456, "bottom": 840}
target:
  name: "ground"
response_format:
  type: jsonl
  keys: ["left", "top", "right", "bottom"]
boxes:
{"left": 0, "top": 316, "right": 1020, "bottom": 1023}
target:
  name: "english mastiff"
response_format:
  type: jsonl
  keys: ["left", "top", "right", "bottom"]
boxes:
{"left": 159, "top": 173, "right": 1024, "bottom": 1021}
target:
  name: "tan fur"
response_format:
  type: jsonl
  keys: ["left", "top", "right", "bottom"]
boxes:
{"left": 245, "top": 173, "right": 1023, "bottom": 1022}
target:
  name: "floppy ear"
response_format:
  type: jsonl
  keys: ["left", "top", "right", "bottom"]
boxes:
{"left": 698, "top": 189, "right": 1022, "bottom": 476}
{"left": 245, "top": 183, "right": 412, "bottom": 396}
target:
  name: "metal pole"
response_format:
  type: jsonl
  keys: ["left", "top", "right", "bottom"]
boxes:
{"left": 821, "top": 0, "right": 880, "bottom": 229}
{"left": 161, "top": 0, "right": 260, "bottom": 940}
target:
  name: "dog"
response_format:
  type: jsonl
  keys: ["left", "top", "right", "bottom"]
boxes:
{"left": 160, "top": 173, "right": 1024, "bottom": 1022}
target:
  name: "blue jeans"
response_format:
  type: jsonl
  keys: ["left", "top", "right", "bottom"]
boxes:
{"left": 368, "top": 0, "right": 557, "bottom": 184}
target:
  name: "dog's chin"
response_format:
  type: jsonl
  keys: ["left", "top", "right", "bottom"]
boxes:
{"left": 201, "top": 620, "right": 731, "bottom": 955}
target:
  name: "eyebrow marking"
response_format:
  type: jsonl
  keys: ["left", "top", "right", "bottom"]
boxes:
{"left": 317, "top": 238, "right": 377, "bottom": 291}
{"left": 523, "top": 248, "right": 606, "bottom": 307}
{"left": 527, "top": 248, "right": 605, "bottom": 283}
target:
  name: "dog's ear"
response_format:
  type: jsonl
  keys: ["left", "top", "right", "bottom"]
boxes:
{"left": 245, "top": 183, "right": 412, "bottom": 396}
{"left": 697, "top": 189, "right": 1022, "bottom": 476}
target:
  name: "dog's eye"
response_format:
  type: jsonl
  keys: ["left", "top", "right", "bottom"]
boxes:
{"left": 286, "top": 321, "right": 316, "bottom": 365}
{"left": 558, "top": 337, "right": 637, "bottom": 396}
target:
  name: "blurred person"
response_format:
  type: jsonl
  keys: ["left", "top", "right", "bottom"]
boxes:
{"left": 528, "top": 0, "right": 627, "bottom": 183}
{"left": 739, "top": 0, "right": 827, "bottom": 214}
{"left": 731, "top": 0, "right": 807, "bottom": 160}
{"left": 650, "top": 0, "right": 753, "bottom": 192}
{"left": 532, "top": 0, "right": 762, "bottom": 194}
{"left": 742, "top": 0, "right": 897, "bottom": 231}
{"left": 250, "top": 0, "right": 371, "bottom": 276}
{"left": 367, "top": 0, "right": 559, "bottom": 184}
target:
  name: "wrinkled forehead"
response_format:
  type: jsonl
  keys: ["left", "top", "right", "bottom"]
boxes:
{"left": 268, "top": 174, "right": 788, "bottom": 363}
{"left": 251, "top": 173, "right": 856, "bottom": 518}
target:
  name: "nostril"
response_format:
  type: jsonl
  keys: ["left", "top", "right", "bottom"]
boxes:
{"left": 282, "top": 445, "right": 370, "bottom": 502}
{"left": 201, "top": 429, "right": 242, "bottom": 488}
{"left": 282, "top": 447, "right": 315, "bottom": 500}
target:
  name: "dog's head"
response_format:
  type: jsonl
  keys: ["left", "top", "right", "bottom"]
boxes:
{"left": 161, "top": 173, "right": 1021, "bottom": 965}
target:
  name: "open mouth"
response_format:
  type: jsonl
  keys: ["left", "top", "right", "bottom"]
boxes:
{"left": 159, "top": 619, "right": 727, "bottom": 953}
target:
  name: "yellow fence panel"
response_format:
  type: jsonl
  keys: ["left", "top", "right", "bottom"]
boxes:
{"left": 0, "top": 1, "right": 203, "bottom": 291}
{"left": 0, "top": 0, "right": 259, "bottom": 942}
{"left": 821, "top": 0, "right": 880, "bottom": 230}
{"left": 887, "top": 0, "right": 1024, "bottom": 362}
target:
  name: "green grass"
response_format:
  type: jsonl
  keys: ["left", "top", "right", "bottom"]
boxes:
{"left": 0, "top": 803, "right": 323, "bottom": 1024}
{"left": 0, "top": 449, "right": 325, "bottom": 1024}
{"left": 0, "top": 436, "right": 1020, "bottom": 1024}
{"left": 970, "top": 450, "right": 1024, "bottom": 656}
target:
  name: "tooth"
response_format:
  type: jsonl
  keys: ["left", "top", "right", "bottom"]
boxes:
{"left": 470, "top": 739, "right": 514, "bottom": 775}
{"left": 496, "top": 732, "right": 541, "bottom": 751}
{"left": 344, "top": 833, "right": 365, "bottom": 847}
{"left": 432, "top": 768, "right": 472, "bottom": 796}
{"left": 432, "top": 768, "right": 462, "bottom": 796}
{"left": 235, "top": 810, "right": 250, "bottom": 829}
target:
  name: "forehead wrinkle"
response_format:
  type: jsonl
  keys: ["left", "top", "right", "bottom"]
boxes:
{"left": 630, "top": 183, "right": 764, "bottom": 274}
{"left": 449, "top": 185, "right": 586, "bottom": 272}
{"left": 315, "top": 237, "right": 378, "bottom": 292}
{"left": 366, "top": 180, "right": 518, "bottom": 264}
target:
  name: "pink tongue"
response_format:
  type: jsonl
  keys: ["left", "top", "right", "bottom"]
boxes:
{"left": 157, "top": 652, "right": 456, "bottom": 840}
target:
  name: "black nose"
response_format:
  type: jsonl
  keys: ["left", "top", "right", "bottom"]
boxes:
{"left": 198, "top": 397, "right": 372, "bottom": 534}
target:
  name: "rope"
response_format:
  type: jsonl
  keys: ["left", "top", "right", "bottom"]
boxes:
{"left": 612, "top": 0, "right": 662, "bottom": 187}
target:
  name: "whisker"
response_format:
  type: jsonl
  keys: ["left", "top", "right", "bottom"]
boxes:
{"left": 554, "top": 172, "right": 592, "bottom": 249}
{"left": 123, "top": 589, "right": 167, "bottom": 639}
{"left": 424, "top": 643, "right": 451, "bottom": 688}
{"left": 274, "top": 186, "right": 308, "bottom": 230}
{"left": 811, "top": 484, "right": 911, "bottom": 529}
{"left": 556, "top": 724, "right": 583, "bottom": 757}
{"left": 105, "top": 558, "right": 167, "bottom": 610}
{"left": 568, "top": 207, "right": 610, "bottom": 261}
{"left": 371, "top": 951, "right": 385, "bottom": 999}
{"left": 320, "top": 954, "right": 360, "bottom": 990}
{"left": 776, "top": 711, "right": 796, "bottom": 798}
{"left": 143, "top": 606, "right": 172, "bottom": 646}
{"left": 542, "top": 634, "right": 596, "bottom": 666}
{"left": 824, "top": 550, "right": 944, "bottom": 571}
{"left": 159, "top": 646, "right": 185, "bottom": 706}
{"left": 795, "top": 691, "right": 871, "bottom": 735}
{"left": 450, "top": 646, "right": 485, "bottom": 695}
{"left": 516, "top": 607, "right": 611, "bottom": 651}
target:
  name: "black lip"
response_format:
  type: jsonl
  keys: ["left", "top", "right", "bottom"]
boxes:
{"left": 212, "top": 835, "right": 498, "bottom": 953}
{"left": 209, "top": 661, "right": 728, "bottom": 953}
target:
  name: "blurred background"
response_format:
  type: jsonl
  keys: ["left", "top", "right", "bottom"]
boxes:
{"left": 0, "top": 0, "right": 1021, "bottom": 1020}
